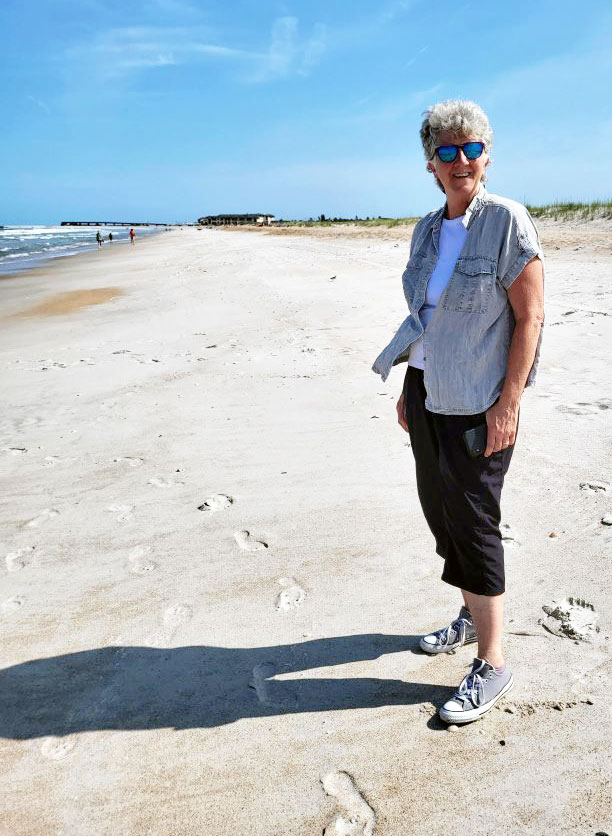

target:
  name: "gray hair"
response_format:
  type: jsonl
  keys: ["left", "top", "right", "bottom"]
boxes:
{"left": 420, "top": 99, "right": 493, "bottom": 160}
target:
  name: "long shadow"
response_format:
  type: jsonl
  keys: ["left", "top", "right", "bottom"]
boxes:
{"left": 0, "top": 633, "right": 456, "bottom": 739}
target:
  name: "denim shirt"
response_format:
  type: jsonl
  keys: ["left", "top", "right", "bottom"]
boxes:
{"left": 372, "top": 185, "right": 545, "bottom": 415}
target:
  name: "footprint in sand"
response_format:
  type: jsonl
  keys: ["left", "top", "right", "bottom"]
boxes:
{"left": 41, "top": 736, "right": 77, "bottom": 760}
{"left": 321, "top": 770, "right": 376, "bottom": 836}
{"left": 42, "top": 456, "right": 61, "bottom": 467}
{"left": 107, "top": 503, "right": 134, "bottom": 523}
{"left": 276, "top": 578, "right": 307, "bottom": 610}
{"left": 148, "top": 603, "right": 193, "bottom": 646}
{"left": 163, "top": 604, "right": 193, "bottom": 628}
{"left": 597, "top": 398, "right": 612, "bottom": 410}
{"left": 579, "top": 480, "right": 610, "bottom": 493}
{"left": 112, "top": 456, "right": 144, "bottom": 467}
{"left": 1, "top": 447, "right": 27, "bottom": 456}
{"left": 540, "top": 597, "right": 599, "bottom": 642}
{"left": 500, "top": 523, "right": 520, "bottom": 548}
{"left": 198, "top": 493, "right": 233, "bottom": 512}
{"left": 148, "top": 476, "right": 183, "bottom": 488}
{"left": 5, "top": 546, "right": 36, "bottom": 572}
{"left": 39, "top": 360, "right": 67, "bottom": 371}
{"left": 24, "top": 508, "right": 59, "bottom": 528}
{"left": 15, "top": 416, "right": 41, "bottom": 429}
{"left": 234, "top": 530, "right": 268, "bottom": 551}
{"left": 128, "top": 545, "right": 157, "bottom": 574}
{"left": 135, "top": 356, "right": 162, "bottom": 365}
{"left": 557, "top": 401, "right": 608, "bottom": 416}
{"left": 2, "top": 595, "right": 25, "bottom": 614}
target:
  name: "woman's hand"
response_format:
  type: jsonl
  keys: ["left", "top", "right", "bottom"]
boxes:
{"left": 484, "top": 398, "right": 519, "bottom": 456}
{"left": 397, "top": 392, "right": 410, "bottom": 433}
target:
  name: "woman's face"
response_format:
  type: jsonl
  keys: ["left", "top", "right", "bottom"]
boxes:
{"left": 428, "top": 132, "right": 490, "bottom": 200}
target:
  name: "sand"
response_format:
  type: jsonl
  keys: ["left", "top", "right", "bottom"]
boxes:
{"left": 1, "top": 224, "right": 611, "bottom": 835}
{"left": 12, "top": 287, "right": 124, "bottom": 318}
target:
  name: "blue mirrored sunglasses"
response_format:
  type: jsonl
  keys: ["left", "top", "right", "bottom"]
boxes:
{"left": 433, "top": 141, "right": 485, "bottom": 163}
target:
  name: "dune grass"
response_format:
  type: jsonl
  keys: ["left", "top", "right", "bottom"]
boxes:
{"left": 277, "top": 201, "right": 612, "bottom": 227}
{"left": 525, "top": 200, "right": 612, "bottom": 220}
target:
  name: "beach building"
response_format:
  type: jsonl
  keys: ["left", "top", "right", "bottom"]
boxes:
{"left": 197, "top": 214, "right": 276, "bottom": 226}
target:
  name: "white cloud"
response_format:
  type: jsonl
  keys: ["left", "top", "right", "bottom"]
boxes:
{"left": 299, "top": 23, "right": 327, "bottom": 75}
{"left": 65, "top": 17, "right": 326, "bottom": 83}
{"left": 246, "top": 17, "right": 328, "bottom": 83}
{"left": 65, "top": 26, "right": 249, "bottom": 78}
{"left": 263, "top": 17, "right": 298, "bottom": 79}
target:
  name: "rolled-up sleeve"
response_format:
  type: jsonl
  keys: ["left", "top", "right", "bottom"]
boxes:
{"left": 497, "top": 206, "right": 543, "bottom": 291}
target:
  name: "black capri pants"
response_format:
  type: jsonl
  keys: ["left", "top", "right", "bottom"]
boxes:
{"left": 403, "top": 366, "right": 519, "bottom": 596}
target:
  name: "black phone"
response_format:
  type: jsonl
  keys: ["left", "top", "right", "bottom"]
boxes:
{"left": 463, "top": 423, "right": 488, "bottom": 458}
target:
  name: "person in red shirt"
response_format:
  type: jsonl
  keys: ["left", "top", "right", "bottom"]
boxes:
{"left": 129, "top": 228, "right": 135, "bottom": 245}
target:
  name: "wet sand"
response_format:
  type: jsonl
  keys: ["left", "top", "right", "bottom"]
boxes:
{"left": 12, "top": 287, "right": 124, "bottom": 318}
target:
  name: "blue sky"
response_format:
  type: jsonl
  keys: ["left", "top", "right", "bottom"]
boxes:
{"left": 2, "top": 0, "right": 611, "bottom": 223}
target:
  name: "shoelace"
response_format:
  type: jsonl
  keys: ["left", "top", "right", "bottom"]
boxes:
{"left": 436, "top": 616, "right": 470, "bottom": 648}
{"left": 455, "top": 661, "right": 490, "bottom": 708}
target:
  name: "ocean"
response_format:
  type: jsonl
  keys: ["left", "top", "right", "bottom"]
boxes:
{"left": 0, "top": 225, "right": 163, "bottom": 275}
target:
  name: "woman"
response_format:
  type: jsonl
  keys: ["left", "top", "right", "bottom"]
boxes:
{"left": 372, "top": 100, "right": 544, "bottom": 724}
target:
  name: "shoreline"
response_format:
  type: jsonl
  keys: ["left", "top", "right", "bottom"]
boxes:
{"left": 0, "top": 228, "right": 178, "bottom": 319}
{"left": 0, "top": 227, "right": 167, "bottom": 280}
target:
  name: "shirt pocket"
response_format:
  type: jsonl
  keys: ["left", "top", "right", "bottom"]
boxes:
{"left": 442, "top": 256, "right": 497, "bottom": 314}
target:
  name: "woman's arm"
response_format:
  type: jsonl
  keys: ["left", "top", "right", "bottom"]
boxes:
{"left": 484, "top": 256, "right": 544, "bottom": 456}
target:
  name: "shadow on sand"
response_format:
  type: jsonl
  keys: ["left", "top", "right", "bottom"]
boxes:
{"left": 1, "top": 634, "right": 457, "bottom": 739}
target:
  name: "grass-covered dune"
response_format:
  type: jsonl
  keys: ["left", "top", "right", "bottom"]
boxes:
{"left": 277, "top": 201, "right": 612, "bottom": 226}
{"left": 278, "top": 216, "right": 421, "bottom": 228}
{"left": 525, "top": 200, "right": 612, "bottom": 220}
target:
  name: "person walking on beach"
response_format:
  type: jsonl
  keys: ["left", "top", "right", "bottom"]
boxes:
{"left": 96, "top": 230, "right": 103, "bottom": 248}
{"left": 372, "top": 100, "right": 544, "bottom": 724}
{"left": 129, "top": 227, "right": 135, "bottom": 245}
{"left": 108, "top": 232, "right": 113, "bottom": 243}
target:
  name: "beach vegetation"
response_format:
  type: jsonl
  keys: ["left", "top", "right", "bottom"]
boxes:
{"left": 274, "top": 201, "right": 612, "bottom": 229}
{"left": 278, "top": 215, "right": 421, "bottom": 228}
{"left": 525, "top": 200, "right": 612, "bottom": 220}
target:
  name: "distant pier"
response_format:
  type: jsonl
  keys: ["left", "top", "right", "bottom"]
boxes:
{"left": 60, "top": 221, "right": 181, "bottom": 227}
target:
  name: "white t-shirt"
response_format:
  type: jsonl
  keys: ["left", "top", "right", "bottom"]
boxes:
{"left": 408, "top": 214, "right": 468, "bottom": 369}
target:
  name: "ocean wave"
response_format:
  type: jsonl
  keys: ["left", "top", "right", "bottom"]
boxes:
{"left": 0, "top": 225, "right": 161, "bottom": 274}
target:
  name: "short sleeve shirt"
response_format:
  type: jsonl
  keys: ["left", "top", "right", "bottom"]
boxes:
{"left": 371, "top": 185, "right": 545, "bottom": 415}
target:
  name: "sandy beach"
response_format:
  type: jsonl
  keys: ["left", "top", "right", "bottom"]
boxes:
{"left": 1, "top": 223, "right": 611, "bottom": 835}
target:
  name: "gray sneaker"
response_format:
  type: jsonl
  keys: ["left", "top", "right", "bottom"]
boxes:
{"left": 420, "top": 606, "right": 477, "bottom": 654}
{"left": 439, "top": 658, "right": 514, "bottom": 724}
